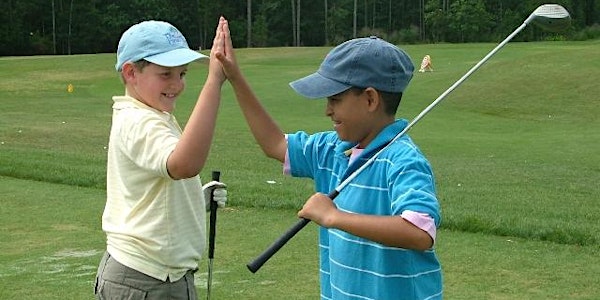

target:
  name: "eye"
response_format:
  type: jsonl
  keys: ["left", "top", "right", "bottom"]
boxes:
{"left": 180, "top": 71, "right": 187, "bottom": 79}
{"left": 327, "top": 97, "right": 341, "bottom": 104}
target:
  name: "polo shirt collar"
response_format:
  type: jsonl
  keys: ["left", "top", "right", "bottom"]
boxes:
{"left": 334, "top": 119, "right": 408, "bottom": 158}
{"left": 112, "top": 95, "right": 174, "bottom": 120}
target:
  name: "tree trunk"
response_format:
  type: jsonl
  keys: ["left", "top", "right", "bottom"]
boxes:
{"left": 372, "top": 0, "right": 375, "bottom": 29}
{"left": 68, "top": 0, "right": 73, "bottom": 55}
{"left": 388, "top": 0, "right": 392, "bottom": 33}
{"left": 296, "top": 0, "right": 301, "bottom": 46}
{"left": 291, "top": 0, "right": 296, "bottom": 46}
{"left": 353, "top": 0, "right": 357, "bottom": 38}
{"left": 52, "top": 0, "right": 56, "bottom": 54}
{"left": 324, "top": 0, "right": 329, "bottom": 45}
{"left": 247, "top": 0, "right": 252, "bottom": 47}
{"left": 420, "top": 0, "right": 425, "bottom": 41}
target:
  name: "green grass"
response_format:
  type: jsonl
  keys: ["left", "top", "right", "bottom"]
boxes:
{"left": 1, "top": 176, "right": 598, "bottom": 299}
{"left": 1, "top": 41, "right": 599, "bottom": 298}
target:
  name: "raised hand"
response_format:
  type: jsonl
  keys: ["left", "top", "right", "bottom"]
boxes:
{"left": 212, "top": 17, "right": 242, "bottom": 82}
{"left": 209, "top": 16, "right": 227, "bottom": 84}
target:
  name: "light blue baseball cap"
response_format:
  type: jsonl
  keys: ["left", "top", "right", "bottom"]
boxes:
{"left": 289, "top": 36, "right": 414, "bottom": 99}
{"left": 115, "top": 20, "right": 207, "bottom": 71}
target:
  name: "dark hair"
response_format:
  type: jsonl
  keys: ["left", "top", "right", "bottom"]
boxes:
{"left": 349, "top": 88, "right": 403, "bottom": 116}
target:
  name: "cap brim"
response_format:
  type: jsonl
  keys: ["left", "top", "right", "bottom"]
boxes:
{"left": 289, "top": 72, "right": 352, "bottom": 99}
{"left": 145, "top": 48, "right": 208, "bottom": 67}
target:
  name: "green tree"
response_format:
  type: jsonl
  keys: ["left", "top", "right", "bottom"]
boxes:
{"left": 424, "top": 2, "right": 448, "bottom": 42}
{"left": 447, "top": 0, "right": 493, "bottom": 42}
{"left": 0, "top": 0, "right": 597, "bottom": 56}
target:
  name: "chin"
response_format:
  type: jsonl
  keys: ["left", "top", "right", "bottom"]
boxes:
{"left": 337, "top": 134, "right": 353, "bottom": 142}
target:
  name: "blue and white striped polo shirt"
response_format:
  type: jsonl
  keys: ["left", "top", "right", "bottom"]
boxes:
{"left": 286, "top": 119, "right": 443, "bottom": 300}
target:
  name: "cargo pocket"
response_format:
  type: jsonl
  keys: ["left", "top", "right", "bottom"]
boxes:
{"left": 97, "top": 280, "right": 148, "bottom": 299}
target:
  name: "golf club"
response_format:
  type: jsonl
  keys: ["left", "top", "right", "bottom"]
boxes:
{"left": 207, "top": 171, "right": 220, "bottom": 300}
{"left": 247, "top": 3, "right": 571, "bottom": 273}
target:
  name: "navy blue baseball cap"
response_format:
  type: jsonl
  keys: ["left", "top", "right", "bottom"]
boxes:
{"left": 289, "top": 36, "right": 414, "bottom": 99}
{"left": 116, "top": 20, "right": 207, "bottom": 71}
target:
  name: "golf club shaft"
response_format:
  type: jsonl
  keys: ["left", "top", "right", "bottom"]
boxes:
{"left": 207, "top": 171, "right": 220, "bottom": 300}
{"left": 247, "top": 17, "right": 537, "bottom": 274}
{"left": 407, "top": 21, "right": 529, "bottom": 129}
{"left": 207, "top": 260, "right": 214, "bottom": 300}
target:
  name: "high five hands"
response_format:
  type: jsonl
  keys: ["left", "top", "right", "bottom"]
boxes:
{"left": 211, "top": 16, "right": 242, "bottom": 83}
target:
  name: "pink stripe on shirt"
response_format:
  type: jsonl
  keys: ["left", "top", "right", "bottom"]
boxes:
{"left": 401, "top": 210, "right": 437, "bottom": 242}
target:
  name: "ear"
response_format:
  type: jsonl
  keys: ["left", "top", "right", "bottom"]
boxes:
{"left": 363, "top": 87, "right": 381, "bottom": 113}
{"left": 121, "top": 62, "right": 137, "bottom": 83}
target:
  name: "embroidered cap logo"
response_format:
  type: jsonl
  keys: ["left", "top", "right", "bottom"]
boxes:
{"left": 165, "top": 28, "right": 186, "bottom": 46}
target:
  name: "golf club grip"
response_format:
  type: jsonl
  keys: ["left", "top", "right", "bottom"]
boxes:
{"left": 246, "top": 218, "right": 309, "bottom": 273}
{"left": 208, "top": 171, "right": 221, "bottom": 259}
{"left": 247, "top": 190, "right": 339, "bottom": 273}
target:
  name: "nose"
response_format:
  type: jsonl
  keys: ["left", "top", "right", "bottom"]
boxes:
{"left": 170, "top": 76, "right": 185, "bottom": 90}
{"left": 325, "top": 101, "right": 333, "bottom": 116}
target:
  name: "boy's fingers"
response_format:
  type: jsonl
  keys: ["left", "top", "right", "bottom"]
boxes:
{"left": 212, "top": 16, "right": 224, "bottom": 46}
{"left": 220, "top": 19, "right": 236, "bottom": 66}
{"left": 223, "top": 19, "right": 233, "bottom": 51}
{"left": 215, "top": 16, "right": 223, "bottom": 34}
{"left": 222, "top": 17, "right": 230, "bottom": 35}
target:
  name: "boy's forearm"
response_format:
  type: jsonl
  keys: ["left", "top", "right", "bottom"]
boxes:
{"left": 329, "top": 212, "right": 434, "bottom": 250}
{"left": 229, "top": 74, "right": 287, "bottom": 162}
{"left": 168, "top": 76, "right": 222, "bottom": 179}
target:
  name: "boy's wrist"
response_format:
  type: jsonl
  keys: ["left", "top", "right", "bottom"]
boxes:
{"left": 205, "top": 73, "right": 226, "bottom": 86}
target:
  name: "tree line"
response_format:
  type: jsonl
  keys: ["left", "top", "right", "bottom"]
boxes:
{"left": 1, "top": 0, "right": 599, "bottom": 56}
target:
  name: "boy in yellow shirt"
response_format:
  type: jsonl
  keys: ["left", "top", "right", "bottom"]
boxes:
{"left": 95, "top": 18, "right": 229, "bottom": 299}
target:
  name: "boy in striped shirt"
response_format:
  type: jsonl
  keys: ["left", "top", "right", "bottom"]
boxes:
{"left": 220, "top": 24, "right": 443, "bottom": 299}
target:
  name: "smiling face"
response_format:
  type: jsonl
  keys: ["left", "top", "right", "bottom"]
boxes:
{"left": 122, "top": 61, "right": 189, "bottom": 113}
{"left": 325, "top": 87, "right": 394, "bottom": 148}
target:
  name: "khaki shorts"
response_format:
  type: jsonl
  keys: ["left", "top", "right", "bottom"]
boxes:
{"left": 94, "top": 252, "right": 197, "bottom": 300}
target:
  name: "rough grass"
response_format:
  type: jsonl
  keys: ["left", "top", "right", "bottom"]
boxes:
{"left": 1, "top": 41, "right": 599, "bottom": 298}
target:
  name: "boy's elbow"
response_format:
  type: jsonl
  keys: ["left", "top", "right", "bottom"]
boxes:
{"left": 415, "top": 242, "right": 433, "bottom": 251}
{"left": 166, "top": 151, "right": 204, "bottom": 179}
{"left": 392, "top": 229, "right": 434, "bottom": 251}
{"left": 265, "top": 150, "right": 285, "bottom": 163}
{"left": 167, "top": 162, "right": 201, "bottom": 180}
{"left": 262, "top": 140, "right": 287, "bottom": 163}
{"left": 413, "top": 235, "right": 434, "bottom": 251}
{"left": 170, "top": 169, "right": 199, "bottom": 180}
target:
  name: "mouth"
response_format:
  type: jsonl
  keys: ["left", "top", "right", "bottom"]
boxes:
{"left": 162, "top": 92, "right": 178, "bottom": 99}
{"left": 332, "top": 120, "right": 341, "bottom": 129}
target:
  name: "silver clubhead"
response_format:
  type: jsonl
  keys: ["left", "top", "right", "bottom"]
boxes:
{"left": 527, "top": 4, "right": 571, "bottom": 32}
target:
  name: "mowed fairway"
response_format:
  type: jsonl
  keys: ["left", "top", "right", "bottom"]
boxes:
{"left": 1, "top": 40, "right": 599, "bottom": 299}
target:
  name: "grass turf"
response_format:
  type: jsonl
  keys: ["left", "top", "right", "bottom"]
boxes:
{"left": 1, "top": 40, "right": 599, "bottom": 298}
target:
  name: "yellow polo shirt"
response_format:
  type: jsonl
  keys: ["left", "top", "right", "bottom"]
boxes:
{"left": 103, "top": 95, "right": 206, "bottom": 281}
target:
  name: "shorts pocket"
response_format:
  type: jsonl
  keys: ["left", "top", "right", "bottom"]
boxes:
{"left": 96, "top": 279, "right": 148, "bottom": 300}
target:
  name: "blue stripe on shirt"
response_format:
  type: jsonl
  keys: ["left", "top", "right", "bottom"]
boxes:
{"left": 287, "top": 119, "right": 443, "bottom": 300}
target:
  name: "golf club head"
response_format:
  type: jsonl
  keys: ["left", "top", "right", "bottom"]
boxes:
{"left": 527, "top": 4, "right": 571, "bottom": 32}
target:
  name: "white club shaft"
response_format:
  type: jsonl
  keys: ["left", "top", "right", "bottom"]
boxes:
{"left": 336, "top": 21, "right": 531, "bottom": 193}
